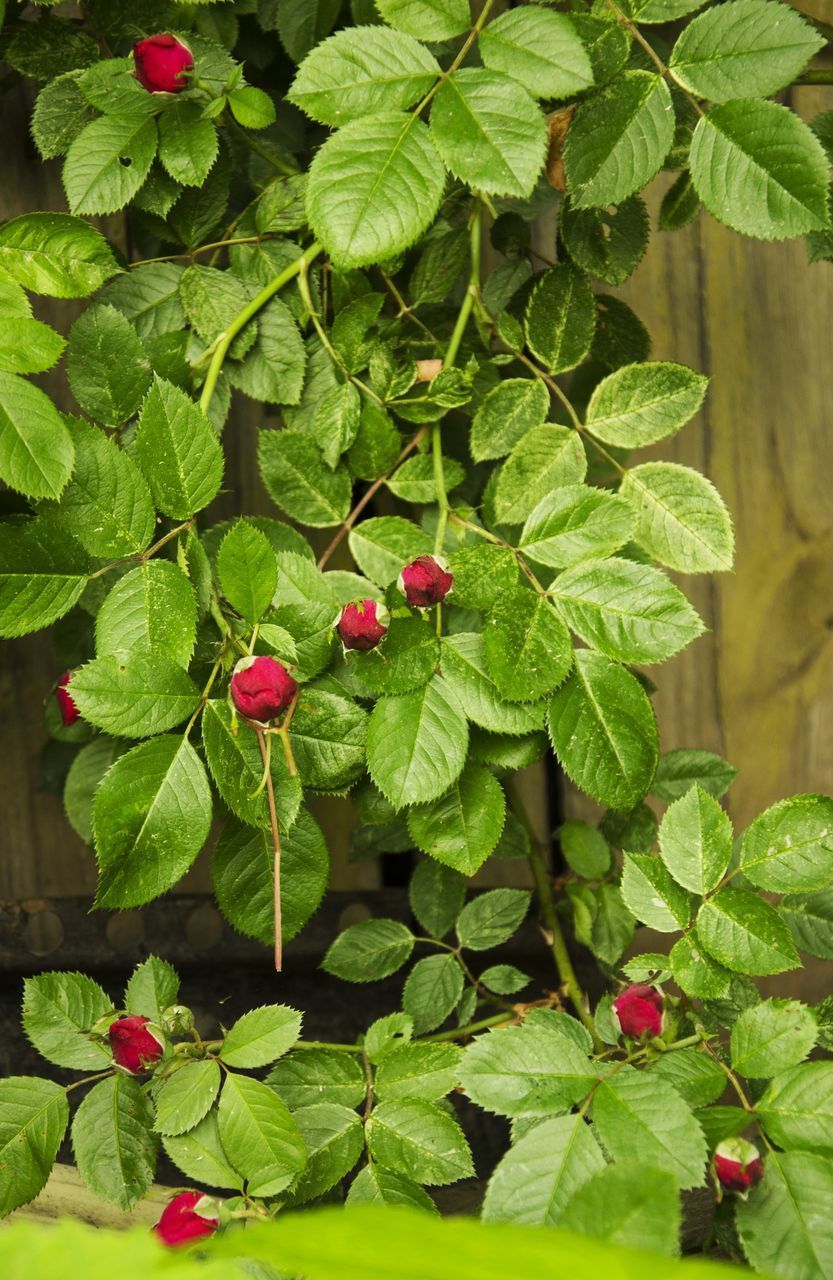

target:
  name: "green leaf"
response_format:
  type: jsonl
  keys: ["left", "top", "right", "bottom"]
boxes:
{"left": 620, "top": 461, "right": 734, "bottom": 573}
{"left": 551, "top": 557, "right": 704, "bottom": 664}
{"left": 0, "top": 316, "right": 65, "bottom": 374}
{"left": 230, "top": 297, "right": 307, "bottom": 405}
{"left": 740, "top": 794, "right": 833, "bottom": 893}
{"left": 670, "top": 932, "right": 733, "bottom": 999}
{"left": 620, "top": 853, "right": 693, "bottom": 932}
{"left": 658, "top": 784, "right": 733, "bottom": 894}
{"left": 626, "top": 0, "right": 708, "bottom": 19}
{"left": 22, "top": 972, "right": 112, "bottom": 1070}
{"left": 375, "top": 0, "right": 470, "bottom": 41}
{"left": 403, "top": 954, "right": 464, "bottom": 1034}
{"left": 314, "top": 383, "right": 362, "bottom": 470}
{"left": 71, "top": 1075, "right": 157, "bottom": 1209}
{"left": 259, "top": 429, "right": 351, "bottom": 527}
{"left": 448, "top": 544, "right": 519, "bottom": 613}
{"left": 350, "top": 616, "right": 439, "bottom": 697}
{"left": 780, "top": 890, "right": 833, "bottom": 960}
{"left": 731, "top": 999, "right": 817, "bottom": 1079}
{"left": 480, "top": 966, "right": 530, "bottom": 996}
{"left": 102, "top": 262, "right": 185, "bottom": 340}
{"left": 565, "top": 71, "right": 674, "bottom": 209}
{"left": 440, "top": 633, "right": 546, "bottom": 736}
{"left": 519, "top": 484, "right": 635, "bottom": 569}
{"left": 651, "top": 748, "right": 737, "bottom": 802}
{"left": 0, "top": 1078, "right": 68, "bottom": 1217}
{"left": 93, "top": 734, "right": 212, "bottom": 908}
{"left": 459, "top": 1023, "right": 595, "bottom": 1117}
{"left": 0, "top": 212, "right": 119, "bottom": 298}
{"left": 32, "top": 72, "right": 95, "bottom": 160}
{"left": 386, "top": 453, "right": 465, "bottom": 504}
{"left": 562, "top": 1162, "right": 681, "bottom": 1256}
{"left": 64, "top": 738, "right": 122, "bottom": 843}
{"left": 125, "top": 955, "right": 179, "bottom": 1022}
{"left": 547, "top": 649, "right": 659, "bottom": 811}
{"left": 456, "top": 888, "right": 530, "bottom": 951}
{"left": 64, "top": 114, "right": 157, "bottom": 215}
{"left": 758, "top": 1062, "right": 833, "bottom": 1153}
{"left": 0, "top": 372, "right": 74, "bottom": 499}
{"left": 669, "top": 1, "right": 823, "bottom": 104}
{"left": 494, "top": 425, "right": 587, "bottom": 525}
{"left": 268, "top": 1049, "right": 366, "bottom": 1110}
{"left": 482, "top": 1115, "right": 605, "bottom": 1225}
{"left": 697, "top": 887, "right": 800, "bottom": 976}
{"left": 647, "top": 1048, "right": 726, "bottom": 1108}
{"left": 560, "top": 197, "right": 649, "bottom": 287}
{"left": 289, "top": 27, "right": 439, "bottom": 126}
{"left": 221, "top": 1005, "right": 302, "bottom": 1069}
{"left": 479, "top": 9, "right": 593, "bottom": 100}
{"left": 408, "top": 859, "right": 466, "bottom": 940}
{"left": 484, "top": 588, "right": 573, "bottom": 702}
{"left": 158, "top": 100, "right": 218, "bottom": 186}
{"left": 212, "top": 811, "right": 329, "bottom": 947}
{"left": 375, "top": 1043, "right": 462, "bottom": 1103}
{"left": 180, "top": 264, "right": 255, "bottom": 361}
{"left": 288, "top": 1103, "right": 364, "bottom": 1203}
{"left": 134, "top": 377, "right": 224, "bottom": 519}
{"left": 367, "top": 1099, "right": 473, "bottom": 1186}
{"left": 689, "top": 100, "right": 830, "bottom": 241}
{"left": 46, "top": 420, "right": 155, "bottom": 559}
{"left": 470, "top": 377, "right": 548, "bottom": 464}
{"left": 307, "top": 113, "right": 446, "bottom": 268}
{"left": 96, "top": 560, "right": 196, "bottom": 670}
{"left": 218, "top": 1073, "right": 306, "bottom": 1197}
{"left": 228, "top": 85, "right": 277, "bottom": 130}
{"left": 323, "top": 918, "right": 414, "bottom": 982}
{"left": 67, "top": 303, "right": 151, "bottom": 426}
{"left": 367, "top": 675, "right": 469, "bottom": 809}
{"left": 202, "top": 701, "right": 302, "bottom": 832}
{"left": 348, "top": 516, "right": 432, "bottom": 588}
{"left": 0, "top": 520, "right": 89, "bottom": 638}
{"left": 736, "top": 1150, "right": 833, "bottom": 1280}
{"left": 591, "top": 1065, "right": 707, "bottom": 1189}
{"left": 346, "top": 1164, "right": 438, "bottom": 1212}
{"left": 290, "top": 680, "right": 368, "bottom": 793}
{"left": 430, "top": 69, "right": 546, "bottom": 198}
{"left": 217, "top": 520, "right": 278, "bottom": 625}
{"left": 154, "top": 1060, "right": 221, "bottom": 1138}
{"left": 162, "top": 1110, "right": 243, "bottom": 1191}
{"left": 524, "top": 264, "right": 596, "bottom": 375}
{"left": 558, "top": 820, "right": 611, "bottom": 879}
{"left": 408, "top": 762, "right": 506, "bottom": 876}
{"left": 585, "top": 361, "right": 708, "bottom": 448}
{"left": 70, "top": 653, "right": 198, "bottom": 738}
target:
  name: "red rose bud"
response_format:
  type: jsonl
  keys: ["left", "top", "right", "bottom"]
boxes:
{"left": 230, "top": 654, "right": 297, "bottom": 723}
{"left": 153, "top": 1192, "right": 220, "bottom": 1247}
{"left": 398, "top": 555, "right": 453, "bottom": 608}
{"left": 714, "top": 1138, "right": 764, "bottom": 1194}
{"left": 133, "top": 34, "right": 193, "bottom": 94}
{"left": 337, "top": 599, "right": 389, "bottom": 651}
{"left": 55, "top": 670, "right": 80, "bottom": 727}
{"left": 108, "top": 1015, "right": 165, "bottom": 1075}
{"left": 612, "top": 984, "right": 664, "bottom": 1038}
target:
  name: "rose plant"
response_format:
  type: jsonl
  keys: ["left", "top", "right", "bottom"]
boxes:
{"left": 1, "top": 0, "right": 833, "bottom": 1276}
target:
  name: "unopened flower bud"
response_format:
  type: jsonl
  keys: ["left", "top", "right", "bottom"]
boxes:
{"left": 161, "top": 1004, "right": 194, "bottom": 1035}
{"left": 336, "top": 599, "right": 389, "bottom": 651}
{"left": 108, "top": 1015, "right": 165, "bottom": 1075}
{"left": 416, "top": 358, "right": 443, "bottom": 383}
{"left": 612, "top": 984, "right": 664, "bottom": 1038}
{"left": 230, "top": 654, "right": 297, "bottom": 723}
{"left": 398, "top": 555, "right": 453, "bottom": 608}
{"left": 55, "top": 670, "right": 80, "bottom": 726}
{"left": 153, "top": 1192, "right": 221, "bottom": 1246}
{"left": 133, "top": 34, "right": 193, "bottom": 94}
{"left": 714, "top": 1138, "right": 764, "bottom": 1194}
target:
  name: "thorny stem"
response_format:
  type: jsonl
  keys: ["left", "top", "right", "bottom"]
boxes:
{"left": 420, "top": 1012, "right": 517, "bottom": 1043}
{"left": 65, "top": 1069, "right": 115, "bottom": 1093}
{"left": 130, "top": 235, "right": 281, "bottom": 269}
{"left": 432, "top": 204, "right": 482, "bottom": 557}
{"left": 316, "top": 429, "right": 428, "bottom": 570}
{"left": 508, "top": 778, "right": 602, "bottom": 1050}
{"left": 87, "top": 520, "right": 194, "bottom": 581}
{"left": 256, "top": 727, "right": 283, "bottom": 973}
{"left": 297, "top": 258, "right": 384, "bottom": 406}
{"left": 199, "top": 243, "right": 323, "bottom": 415}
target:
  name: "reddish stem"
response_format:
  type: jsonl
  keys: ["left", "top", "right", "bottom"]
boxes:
{"left": 256, "top": 727, "right": 283, "bottom": 971}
